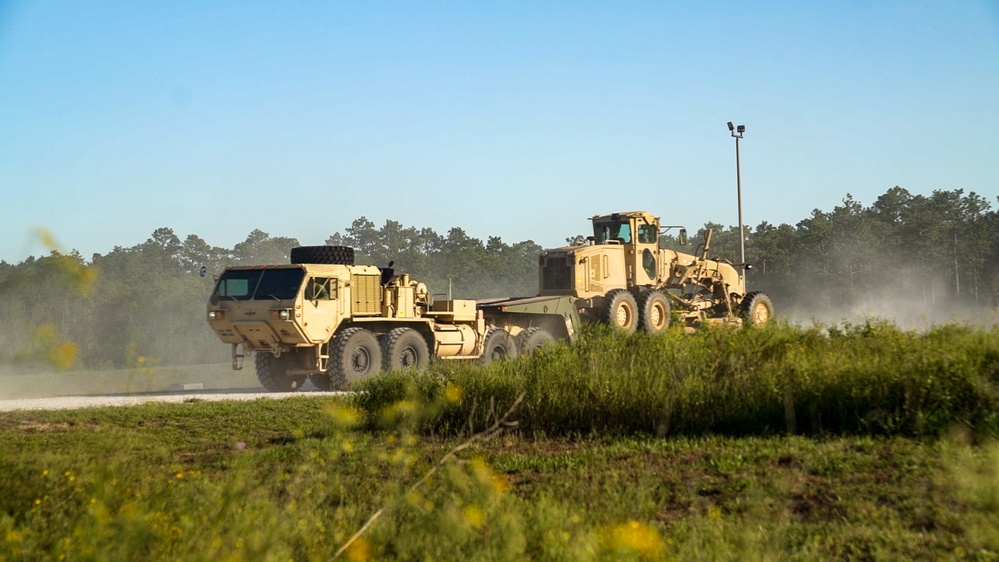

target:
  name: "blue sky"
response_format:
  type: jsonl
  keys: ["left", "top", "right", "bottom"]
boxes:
{"left": 1, "top": 1, "right": 997, "bottom": 263}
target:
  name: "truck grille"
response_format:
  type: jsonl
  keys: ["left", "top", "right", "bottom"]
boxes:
{"left": 540, "top": 255, "right": 573, "bottom": 292}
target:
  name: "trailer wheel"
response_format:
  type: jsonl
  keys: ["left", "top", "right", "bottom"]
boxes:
{"left": 602, "top": 289, "right": 638, "bottom": 333}
{"left": 290, "top": 245, "right": 355, "bottom": 265}
{"left": 638, "top": 290, "right": 670, "bottom": 334}
{"left": 382, "top": 327, "right": 430, "bottom": 371}
{"left": 479, "top": 328, "right": 518, "bottom": 365}
{"left": 740, "top": 292, "right": 774, "bottom": 326}
{"left": 255, "top": 352, "right": 306, "bottom": 392}
{"left": 329, "top": 327, "right": 382, "bottom": 387}
{"left": 518, "top": 327, "right": 554, "bottom": 354}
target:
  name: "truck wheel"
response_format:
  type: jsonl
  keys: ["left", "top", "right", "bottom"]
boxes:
{"left": 740, "top": 292, "right": 774, "bottom": 326}
{"left": 290, "top": 245, "right": 355, "bottom": 265}
{"left": 518, "top": 327, "right": 554, "bottom": 354}
{"left": 255, "top": 353, "right": 306, "bottom": 392}
{"left": 329, "top": 328, "right": 382, "bottom": 387}
{"left": 309, "top": 373, "right": 333, "bottom": 391}
{"left": 602, "top": 289, "right": 638, "bottom": 333}
{"left": 638, "top": 290, "right": 670, "bottom": 334}
{"left": 382, "top": 327, "right": 430, "bottom": 371}
{"left": 479, "top": 328, "right": 518, "bottom": 365}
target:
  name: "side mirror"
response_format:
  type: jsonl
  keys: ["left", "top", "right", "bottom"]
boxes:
{"left": 678, "top": 229, "right": 688, "bottom": 246}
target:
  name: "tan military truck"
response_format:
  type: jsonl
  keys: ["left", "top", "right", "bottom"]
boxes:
{"left": 539, "top": 211, "right": 773, "bottom": 332}
{"left": 207, "top": 246, "right": 577, "bottom": 391}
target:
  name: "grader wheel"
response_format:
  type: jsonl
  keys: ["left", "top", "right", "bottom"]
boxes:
{"left": 602, "top": 289, "right": 638, "bottom": 333}
{"left": 637, "top": 290, "right": 670, "bottom": 334}
{"left": 740, "top": 292, "right": 774, "bottom": 326}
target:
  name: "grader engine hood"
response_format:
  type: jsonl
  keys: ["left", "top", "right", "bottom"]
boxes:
{"left": 539, "top": 244, "right": 627, "bottom": 298}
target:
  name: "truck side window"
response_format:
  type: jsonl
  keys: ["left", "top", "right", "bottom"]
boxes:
{"left": 306, "top": 278, "right": 334, "bottom": 300}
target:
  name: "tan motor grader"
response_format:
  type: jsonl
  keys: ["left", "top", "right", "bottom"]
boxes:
{"left": 538, "top": 210, "right": 773, "bottom": 333}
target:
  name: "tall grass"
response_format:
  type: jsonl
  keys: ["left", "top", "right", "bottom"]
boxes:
{"left": 357, "top": 320, "right": 999, "bottom": 437}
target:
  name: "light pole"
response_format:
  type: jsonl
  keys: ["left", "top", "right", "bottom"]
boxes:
{"left": 727, "top": 121, "right": 746, "bottom": 283}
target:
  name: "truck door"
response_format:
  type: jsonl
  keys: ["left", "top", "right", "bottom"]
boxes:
{"left": 302, "top": 277, "right": 337, "bottom": 342}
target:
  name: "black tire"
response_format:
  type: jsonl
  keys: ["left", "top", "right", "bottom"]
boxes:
{"left": 740, "top": 291, "right": 774, "bottom": 326}
{"left": 329, "top": 327, "right": 382, "bottom": 387}
{"left": 602, "top": 289, "right": 638, "bottom": 333}
{"left": 637, "top": 290, "right": 670, "bottom": 334}
{"left": 382, "top": 327, "right": 430, "bottom": 371}
{"left": 479, "top": 328, "right": 518, "bottom": 366}
{"left": 517, "top": 327, "right": 554, "bottom": 354}
{"left": 309, "top": 373, "right": 333, "bottom": 391}
{"left": 290, "top": 245, "right": 355, "bottom": 265}
{"left": 255, "top": 352, "right": 306, "bottom": 392}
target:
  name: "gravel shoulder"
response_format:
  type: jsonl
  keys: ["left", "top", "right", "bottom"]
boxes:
{"left": 0, "top": 389, "right": 344, "bottom": 412}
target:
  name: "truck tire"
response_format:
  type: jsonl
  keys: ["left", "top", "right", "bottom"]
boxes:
{"left": 637, "top": 290, "right": 670, "bottom": 334}
{"left": 329, "top": 327, "right": 382, "bottom": 388}
{"left": 255, "top": 352, "right": 306, "bottom": 392}
{"left": 309, "top": 373, "right": 334, "bottom": 391}
{"left": 479, "top": 328, "right": 518, "bottom": 365}
{"left": 290, "top": 245, "right": 355, "bottom": 265}
{"left": 602, "top": 289, "right": 638, "bottom": 333}
{"left": 382, "top": 327, "right": 430, "bottom": 371}
{"left": 518, "top": 326, "right": 554, "bottom": 354}
{"left": 740, "top": 292, "right": 774, "bottom": 326}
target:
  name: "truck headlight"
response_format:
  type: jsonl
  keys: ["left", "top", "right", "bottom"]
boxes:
{"left": 208, "top": 310, "right": 224, "bottom": 321}
{"left": 273, "top": 309, "right": 290, "bottom": 320}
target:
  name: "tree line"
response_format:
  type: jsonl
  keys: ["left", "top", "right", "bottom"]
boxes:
{"left": 1, "top": 186, "right": 996, "bottom": 369}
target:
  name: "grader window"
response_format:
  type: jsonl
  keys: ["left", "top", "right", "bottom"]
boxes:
{"left": 637, "top": 224, "right": 657, "bottom": 244}
{"left": 594, "top": 222, "right": 631, "bottom": 244}
{"left": 642, "top": 249, "right": 657, "bottom": 279}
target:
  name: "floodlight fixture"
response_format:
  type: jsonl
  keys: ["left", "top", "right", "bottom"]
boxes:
{"left": 727, "top": 121, "right": 734, "bottom": 132}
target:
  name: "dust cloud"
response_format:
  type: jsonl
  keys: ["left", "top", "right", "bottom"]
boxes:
{"left": 775, "top": 267, "right": 999, "bottom": 330}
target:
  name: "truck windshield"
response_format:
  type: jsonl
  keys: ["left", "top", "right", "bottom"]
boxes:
{"left": 212, "top": 269, "right": 305, "bottom": 301}
{"left": 593, "top": 221, "right": 631, "bottom": 244}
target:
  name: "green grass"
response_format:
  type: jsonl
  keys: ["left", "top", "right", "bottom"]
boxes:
{"left": 1, "top": 321, "right": 998, "bottom": 560}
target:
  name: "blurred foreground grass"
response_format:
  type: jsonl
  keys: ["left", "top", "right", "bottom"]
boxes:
{"left": 1, "top": 397, "right": 997, "bottom": 561}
